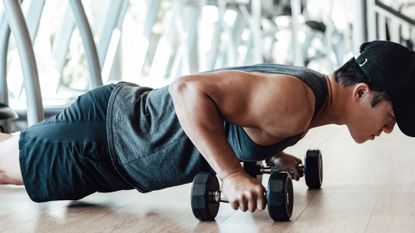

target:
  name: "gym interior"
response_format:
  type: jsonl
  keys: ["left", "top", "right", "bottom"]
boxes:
{"left": 0, "top": 0, "right": 414, "bottom": 232}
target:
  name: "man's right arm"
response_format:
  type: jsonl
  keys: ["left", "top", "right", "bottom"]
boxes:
{"left": 168, "top": 70, "right": 313, "bottom": 212}
{"left": 168, "top": 72, "right": 266, "bottom": 212}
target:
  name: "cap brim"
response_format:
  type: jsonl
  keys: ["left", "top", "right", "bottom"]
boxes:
{"left": 393, "top": 89, "right": 415, "bottom": 137}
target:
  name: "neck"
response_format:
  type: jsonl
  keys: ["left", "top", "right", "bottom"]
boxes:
{"left": 309, "top": 73, "right": 350, "bottom": 128}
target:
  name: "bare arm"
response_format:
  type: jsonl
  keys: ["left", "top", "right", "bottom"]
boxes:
{"left": 169, "top": 80, "right": 242, "bottom": 180}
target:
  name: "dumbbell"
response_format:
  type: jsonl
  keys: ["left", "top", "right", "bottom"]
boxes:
{"left": 191, "top": 171, "right": 293, "bottom": 222}
{"left": 304, "top": 149, "right": 323, "bottom": 189}
{"left": 243, "top": 149, "right": 323, "bottom": 189}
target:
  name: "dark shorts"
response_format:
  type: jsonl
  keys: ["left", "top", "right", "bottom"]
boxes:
{"left": 19, "top": 84, "right": 133, "bottom": 202}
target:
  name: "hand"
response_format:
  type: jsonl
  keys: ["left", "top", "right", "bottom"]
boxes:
{"left": 266, "top": 151, "right": 304, "bottom": 181}
{"left": 221, "top": 170, "right": 266, "bottom": 212}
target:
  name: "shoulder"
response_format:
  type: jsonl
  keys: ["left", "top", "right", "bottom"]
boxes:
{"left": 261, "top": 75, "right": 315, "bottom": 138}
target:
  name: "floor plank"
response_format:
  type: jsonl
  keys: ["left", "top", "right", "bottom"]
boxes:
{"left": 1, "top": 125, "right": 415, "bottom": 232}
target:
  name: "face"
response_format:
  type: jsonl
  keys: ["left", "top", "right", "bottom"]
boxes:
{"left": 347, "top": 84, "right": 396, "bottom": 143}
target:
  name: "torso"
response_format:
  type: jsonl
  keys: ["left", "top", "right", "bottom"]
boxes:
{"left": 107, "top": 63, "right": 329, "bottom": 190}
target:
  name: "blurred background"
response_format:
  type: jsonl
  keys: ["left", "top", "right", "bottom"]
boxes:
{"left": 0, "top": 0, "right": 414, "bottom": 130}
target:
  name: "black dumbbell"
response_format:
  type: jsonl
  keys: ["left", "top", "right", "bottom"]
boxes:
{"left": 243, "top": 149, "right": 323, "bottom": 189}
{"left": 191, "top": 171, "right": 293, "bottom": 222}
{"left": 304, "top": 149, "right": 323, "bottom": 189}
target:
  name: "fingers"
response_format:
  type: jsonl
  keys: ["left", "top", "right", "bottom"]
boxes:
{"left": 239, "top": 195, "right": 248, "bottom": 212}
{"left": 235, "top": 192, "right": 256, "bottom": 212}
{"left": 257, "top": 194, "right": 266, "bottom": 211}
{"left": 247, "top": 186, "right": 266, "bottom": 212}
{"left": 221, "top": 172, "right": 266, "bottom": 213}
{"left": 246, "top": 192, "right": 255, "bottom": 212}
{"left": 256, "top": 185, "right": 266, "bottom": 211}
{"left": 230, "top": 200, "right": 239, "bottom": 210}
{"left": 230, "top": 194, "right": 249, "bottom": 212}
{"left": 285, "top": 158, "right": 304, "bottom": 181}
{"left": 288, "top": 169, "right": 300, "bottom": 181}
{"left": 288, "top": 165, "right": 304, "bottom": 181}
{"left": 229, "top": 186, "right": 265, "bottom": 212}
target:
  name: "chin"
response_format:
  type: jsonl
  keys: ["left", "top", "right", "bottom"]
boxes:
{"left": 352, "top": 135, "right": 366, "bottom": 144}
{"left": 355, "top": 139, "right": 366, "bottom": 144}
{"left": 348, "top": 129, "right": 370, "bottom": 143}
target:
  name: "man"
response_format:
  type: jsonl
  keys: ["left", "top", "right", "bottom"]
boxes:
{"left": 0, "top": 40, "right": 413, "bottom": 214}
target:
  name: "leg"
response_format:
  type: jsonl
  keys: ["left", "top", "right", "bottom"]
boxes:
{"left": 0, "top": 134, "right": 23, "bottom": 185}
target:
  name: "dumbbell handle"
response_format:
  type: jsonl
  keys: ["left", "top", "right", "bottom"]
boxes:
{"left": 257, "top": 164, "right": 304, "bottom": 174}
{"left": 259, "top": 166, "right": 279, "bottom": 174}
{"left": 209, "top": 190, "right": 267, "bottom": 203}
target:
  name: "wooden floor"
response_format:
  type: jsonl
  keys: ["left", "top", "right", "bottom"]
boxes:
{"left": 1, "top": 125, "right": 415, "bottom": 233}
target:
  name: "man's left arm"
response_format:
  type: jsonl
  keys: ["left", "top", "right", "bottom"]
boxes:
{"left": 266, "top": 151, "right": 304, "bottom": 180}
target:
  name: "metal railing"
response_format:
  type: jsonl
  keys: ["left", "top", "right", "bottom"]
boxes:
{"left": 354, "top": 0, "right": 415, "bottom": 53}
{"left": 1, "top": 0, "right": 105, "bottom": 127}
{"left": 368, "top": 0, "right": 415, "bottom": 42}
{"left": 3, "top": 0, "right": 44, "bottom": 126}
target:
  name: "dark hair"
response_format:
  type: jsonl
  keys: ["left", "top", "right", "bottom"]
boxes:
{"left": 334, "top": 57, "right": 390, "bottom": 107}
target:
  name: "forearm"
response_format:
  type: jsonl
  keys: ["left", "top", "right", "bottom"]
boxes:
{"left": 169, "top": 79, "right": 243, "bottom": 180}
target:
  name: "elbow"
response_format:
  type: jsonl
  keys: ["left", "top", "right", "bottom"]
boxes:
{"left": 169, "top": 78, "right": 187, "bottom": 98}
{"left": 169, "top": 76, "right": 199, "bottom": 100}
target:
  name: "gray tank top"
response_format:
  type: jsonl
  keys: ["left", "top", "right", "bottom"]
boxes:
{"left": 106, "top": 64, "right": 328, "bottom": 192}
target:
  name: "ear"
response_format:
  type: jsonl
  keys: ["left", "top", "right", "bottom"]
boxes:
{"left": 353, "top": 83, "right": 370, "bottom": 100}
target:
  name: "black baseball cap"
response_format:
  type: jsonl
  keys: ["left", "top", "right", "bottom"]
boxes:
{"left": 355, "top": 40, "right": 415, "bottom": 136}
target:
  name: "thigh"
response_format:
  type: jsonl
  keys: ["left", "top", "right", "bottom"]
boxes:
{"left": 36, "top": 84, "right": 115, "bottom": 160}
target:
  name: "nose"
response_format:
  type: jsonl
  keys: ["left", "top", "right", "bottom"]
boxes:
{"left": 383, "top": 121, "right": 396, "bottom": 134}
